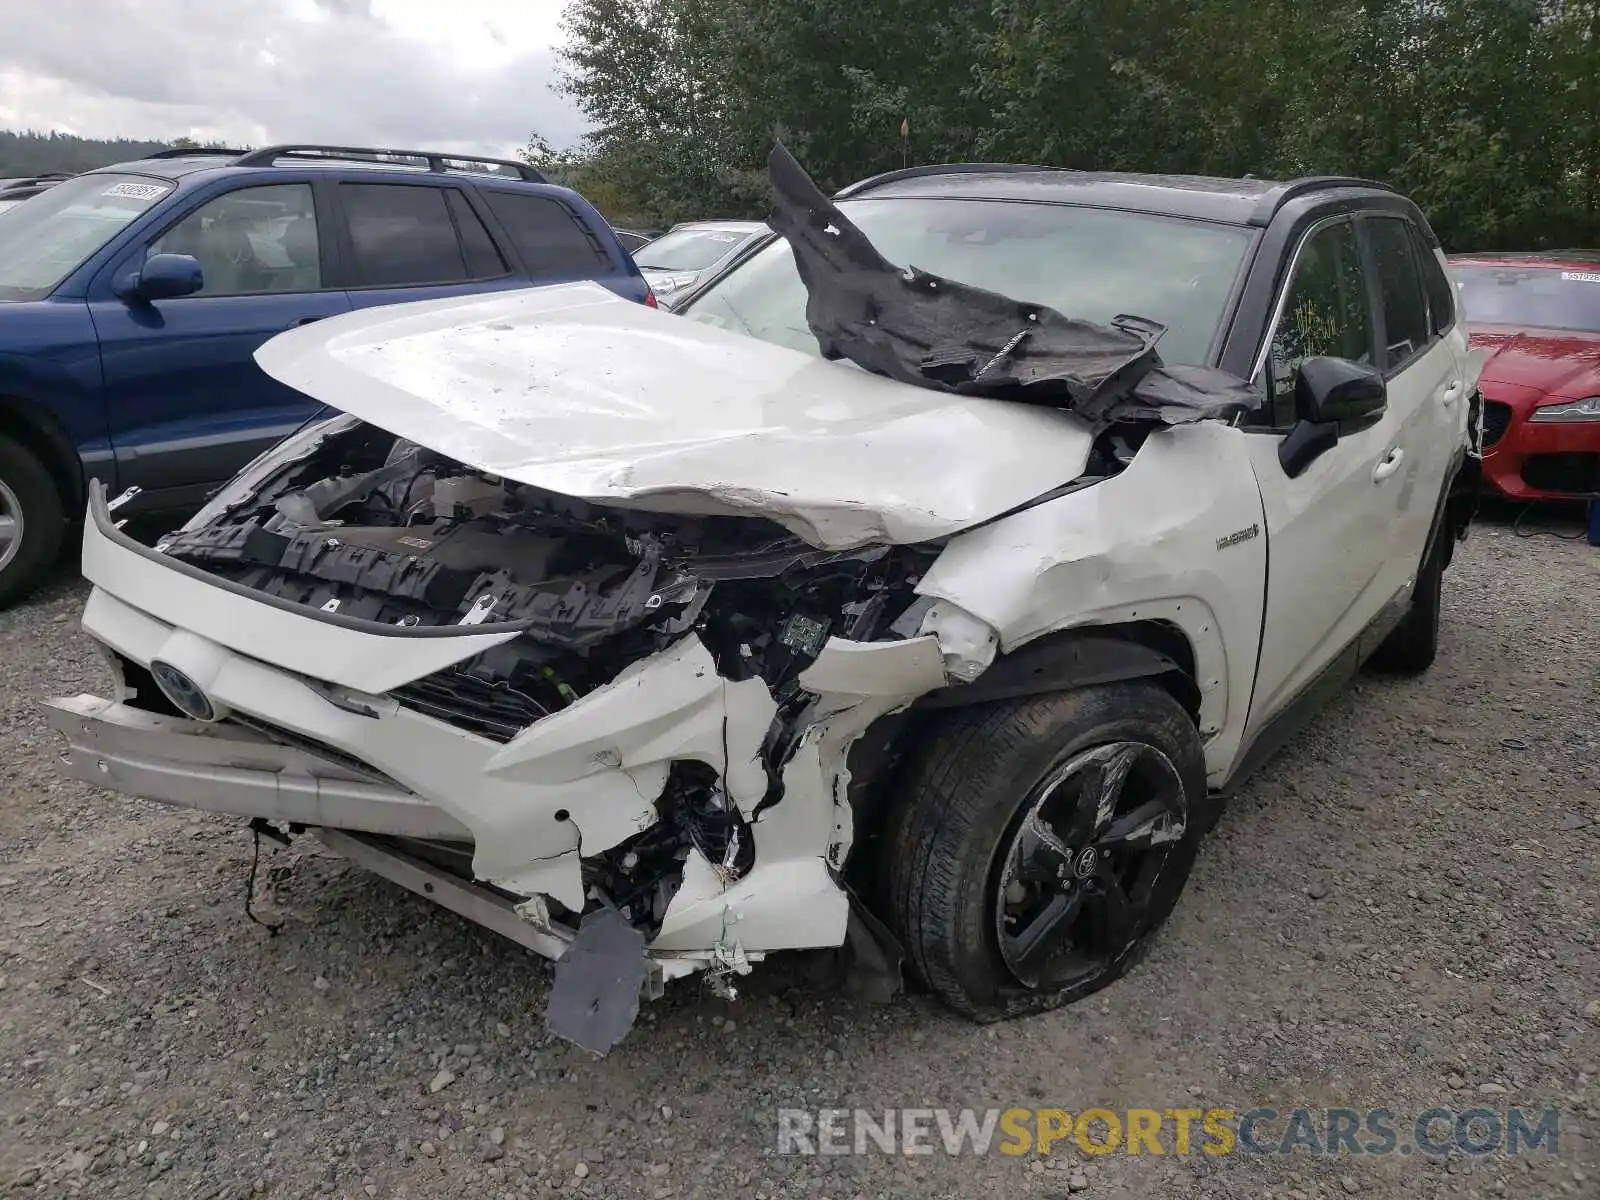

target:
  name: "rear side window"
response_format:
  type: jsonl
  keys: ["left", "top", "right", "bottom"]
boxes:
{"left": 341, "top": 184, "right": 468, "bottom": 287}
{"left": 1407, "top": 224, "right": 1455, "bottom": 335}
{"left": 1366, "top": 216, "right": 1432, "bottom": 370}
{"left": 480, "top": 191, "right": 607, "bottom": 278}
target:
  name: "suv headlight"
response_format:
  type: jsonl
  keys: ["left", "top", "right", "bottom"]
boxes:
{"left": 1529, "top": 396, "right": 1600, "bottom": 423}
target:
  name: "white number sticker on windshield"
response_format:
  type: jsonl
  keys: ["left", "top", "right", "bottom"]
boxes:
{"left": 104, "top": 181, "right": 167, "bottom": 201}
{"left": 1560, "top": 270, "right": 1600, "bottom": 284}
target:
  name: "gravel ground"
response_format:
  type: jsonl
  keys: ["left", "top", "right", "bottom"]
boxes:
{"left": 1, "top": 510, "right": 1596, "bottom": 1200}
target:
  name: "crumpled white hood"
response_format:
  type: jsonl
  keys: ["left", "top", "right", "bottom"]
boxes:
{"left": 254, "top": 282, "right": 1095, "bottom": 548}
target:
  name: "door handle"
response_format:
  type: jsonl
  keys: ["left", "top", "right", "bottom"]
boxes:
{"left": 292, "top": 316, "right": 325, "bottom": 328}
{"left": 1372, "top": 447, "right": 1405, "bottom": 482}
{"left": 1439, "top": 381, "right": 1463, "bottom": 406}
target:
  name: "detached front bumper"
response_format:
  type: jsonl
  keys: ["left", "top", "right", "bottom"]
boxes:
{"left": 43, "top": 696, "right": 600, "bottom": 972}
{"left": 49, "top": 483, "right": 953, "bottom": 978}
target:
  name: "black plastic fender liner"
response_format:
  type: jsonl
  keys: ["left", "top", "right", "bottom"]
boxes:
{"left": 1422, "top": 443, "right": 1476, "bottom": 576}
{"left": 838, "top": 893, "right": 906, "bottom": 1005}
{"left": 914, "top": 630, "right": 1193, "bottom": 711}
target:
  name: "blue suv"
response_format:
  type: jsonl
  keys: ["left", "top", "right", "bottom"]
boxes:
{"left": 0, "top": 144, "right": 653, "bottom": 606}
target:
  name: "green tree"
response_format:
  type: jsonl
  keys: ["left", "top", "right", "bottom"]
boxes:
{"left": 549, "top": 0, "right": 1600, "bottom": 249}
{"left": 0, "top": 130, "right": 170, "bottom": 177}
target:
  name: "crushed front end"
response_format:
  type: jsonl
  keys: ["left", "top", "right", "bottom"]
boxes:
{"left": 47, "top": 415, "right": 987, "bottom": 1052}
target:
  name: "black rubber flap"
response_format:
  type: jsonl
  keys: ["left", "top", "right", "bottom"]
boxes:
{"left": 545, "top": 907, "right": 650, "bottom": 1056}
{"left": 764, "top": 141, "right": 1258, "bottom": 428}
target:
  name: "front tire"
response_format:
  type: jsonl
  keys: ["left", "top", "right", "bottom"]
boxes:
{"left": 0, "top": 433, "right": 66, "bottom": 610}
{"left": 883, "top": 682, "right": 1218, "bottom": 1021}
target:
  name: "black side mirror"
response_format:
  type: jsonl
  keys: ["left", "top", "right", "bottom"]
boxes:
{"left": 1279, "top": 356, "right": 1387, "bottom": 478}
{"left": 1295, "top": 356, "right": 1387, "bottom": 424}
{"left": 116, "top": 253, "right": 204, "bottom": 303}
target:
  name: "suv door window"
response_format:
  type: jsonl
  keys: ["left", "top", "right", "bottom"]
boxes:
{"left": 1406, "top": 223, "right": 1456, "bottom": 335}
{"left": 1264, "top": 220, "right": 1373, "bottom": 425}
{"left": 480, "top": 191, "right": 606, "bottom": 278}
{"left": 1366, "top": 216, "right": 1432, "bottom": 371}
{"left": 341, "top": 183, "right": 473, "bottom": 287}
{"left": 148, "top": 183, "right": 322, "bottom": 295}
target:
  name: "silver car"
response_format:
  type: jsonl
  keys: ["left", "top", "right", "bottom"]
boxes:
{"left": 633, "top": 219, "right": 765, "bottom": 306}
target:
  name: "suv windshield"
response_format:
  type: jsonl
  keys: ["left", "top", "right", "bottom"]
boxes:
{"left": 635, "top": 226, "right": 750, "bottom": 272}
{"left": 0, "top": 173, "right": 174, "bottom": 301}
{"left": 682, "top": 198, "right": 1252, "bottom": 367}
{"left": 1453, "top": 265, "right": 1600, "bottom": 333}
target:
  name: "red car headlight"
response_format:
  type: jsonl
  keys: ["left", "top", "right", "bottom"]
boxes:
{"left": 1528, "top": 396, "right": 1600, "bottom": 423}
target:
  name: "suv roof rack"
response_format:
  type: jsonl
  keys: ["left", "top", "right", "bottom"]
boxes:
{"left": 145, "top": 147, "right": 251, "bottom": 160}
{"left": 835, "top": 162, "right": 1061, "bottom": 199}
{"left": 0, "top": 172, "right": 73, "bottom": 189}
{"left": 230, "top": 144, "right": 545, "bottom": 182}
{"left": 1249, "top": 175, "right": 1397, "bottom": 225}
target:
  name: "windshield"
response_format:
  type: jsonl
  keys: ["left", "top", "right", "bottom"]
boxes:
{"left": 682, "top": 198, "right": 1252, "bottom": 367}
{"left": 0, "top": 173, "right": 174, "bottom": 301}
{"left": 635, "top": 226, "right": 752, "bottom": 272}
{"left": 1453, "top": 265, "right": 1600, "bottom": 333}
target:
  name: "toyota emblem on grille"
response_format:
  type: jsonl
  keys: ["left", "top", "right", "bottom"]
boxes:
{"left": 150, "top": 660, "right": 218, "bottom": 723}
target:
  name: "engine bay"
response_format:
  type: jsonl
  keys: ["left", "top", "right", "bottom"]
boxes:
{"left": 156, "top": 418, "right": 935, "bottom": 703}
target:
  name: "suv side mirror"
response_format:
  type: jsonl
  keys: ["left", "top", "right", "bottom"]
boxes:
{"left": 1278, "top": 356, "right": 1387, "bottom": 478}
{"left": 117, "top": 253, "right": 204, "bottom": 303}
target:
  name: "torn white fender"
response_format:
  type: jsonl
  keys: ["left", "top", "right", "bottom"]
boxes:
{"left": 917, "top": 421, "right": 1266, "bottom": 781}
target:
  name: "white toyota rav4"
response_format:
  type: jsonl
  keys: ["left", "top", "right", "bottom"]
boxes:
{"left": 48, "top": 150, "right": 1480, "bottom": 1052}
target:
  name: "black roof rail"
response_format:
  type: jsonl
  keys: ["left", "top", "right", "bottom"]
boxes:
{"left": 835, "top": 161, "right": 1064, "bottom": 199}
{"left": 145, "top": 147, "right": 251, "bottom": 160}
{"left": 0, "top": 172, "right": 73, "bottom": 189}
{"left": 230, "top": 144, "right": 545, "bottom": 182}
{"left": 1249, "top": 175, "right": 1397, "bottom": 226}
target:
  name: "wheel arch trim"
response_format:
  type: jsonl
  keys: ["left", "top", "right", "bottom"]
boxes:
{"left": 914, "top": 619, "right": 1211, "bottom": 728}
{"left": 0, "top": 392, "right": 88, "bottom": 514}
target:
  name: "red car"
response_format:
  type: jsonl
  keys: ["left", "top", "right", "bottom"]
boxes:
{"left": 1448, "top": 251, "right": 1600, "bottom": 500}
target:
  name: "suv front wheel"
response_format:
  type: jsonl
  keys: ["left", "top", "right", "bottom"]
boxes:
{"left": 0, "top": 432, "right": 66, "bottom": 609}
{"left": 883, "top": 682, "right": 1220, "bottom": 1020}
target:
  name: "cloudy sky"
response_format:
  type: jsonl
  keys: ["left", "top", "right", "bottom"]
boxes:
{"left": 0, "top": 0, "right": 587, "bottom": 156}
